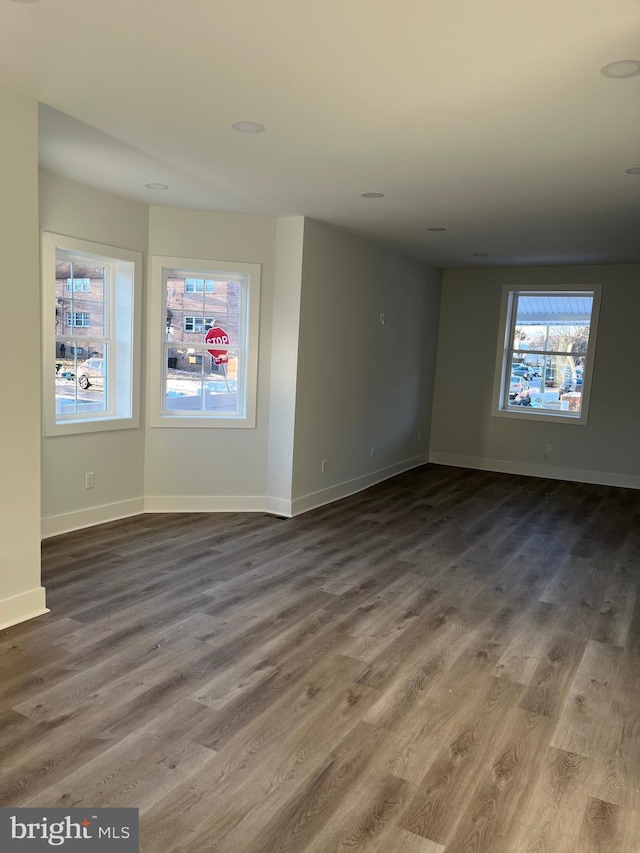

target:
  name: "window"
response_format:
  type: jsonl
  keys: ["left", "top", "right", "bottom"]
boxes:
{"left": 66, "top": 278, "right": 91, "bottom": 292}
{"left": 184, "top": 316, "right": 215, "bottom": 333}
{"left": 149, "top": 256, "right": 261, "bottom": 428}
{"left": 43, "top": 233, "right": 142, "bottom": 436}
{"left": 185, "top": 278, "right": 214, "bottom": 293}
{"left": 494, "top": 286, "right": 601, "bottom": 424}
{"left": 66, "top": 311, "right": 91, "bottom": 327}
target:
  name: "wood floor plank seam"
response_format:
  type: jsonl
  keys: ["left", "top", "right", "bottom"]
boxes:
{"left": 1, "top": 465, "right": 639, "bottom": 852}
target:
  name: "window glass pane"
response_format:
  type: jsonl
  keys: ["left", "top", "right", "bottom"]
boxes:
{"left": 164, "top": 348, "right": 240, "bottom": 415}
{"left": 514, "top": 322, "right": 592, "bottom": 354}
{"left": 56, "top": 261, "right": 106, "bottom": 338}
{"left": 166, "top": 275, "right": 242, "bottom": 348}
{"left": 55, "top": 338, "right": 80, "bottom": 384}
{"left": 167, "top": 276, "right": 203, "bottom": 343}
{"left": 55, "top": 342, "right": 108, "bottom": 416}
{"left": 507, "top": 353, "right": 584, "bottom": 414}
{"left": 202, "top": 280, "right": 241, "bottom": 341}
{"left": 166, "top": 346, "right": 196, "bottom": 374}
{"left": 203, "top": 353, "right": 239, "bottom": 413}
{"left": 514, "top": 295, "right": 593, "bottom": 354}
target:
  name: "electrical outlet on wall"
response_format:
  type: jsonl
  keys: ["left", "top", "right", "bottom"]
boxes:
{"left": 321, "top": 459, "right": 327, "bottom": 473}
{"left": 85, "top": 472, "right": 95, "bottom": 489}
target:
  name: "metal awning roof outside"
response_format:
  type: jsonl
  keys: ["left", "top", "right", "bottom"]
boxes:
{"left": 516, "top": 295, "right": 593, "bottom": 325}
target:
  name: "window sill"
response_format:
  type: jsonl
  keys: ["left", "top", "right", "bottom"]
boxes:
{"left": 493, "top": 407, "right": 588, "bottom": 426}
{"left": 46, "top": 415, "right": 140, "bottom": 437}
{"left": 149, "top": 413, "right": 255, "bottom": 429}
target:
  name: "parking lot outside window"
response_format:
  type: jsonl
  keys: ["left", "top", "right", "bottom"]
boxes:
{"left": 149, "top": 256, "right": 261, "bottom": 429}
{"left": 42, "top": 233, "right": 142, "bottom": 436}
{"left": 493, "top": 286, "right": 601, "bottom": 425}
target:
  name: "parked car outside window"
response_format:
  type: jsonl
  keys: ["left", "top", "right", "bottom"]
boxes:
{"left": 509, "top": 375, "right": 529, "bottom": 400}
{"left": 77, "top": 358, "right": 105, "bottom": 390}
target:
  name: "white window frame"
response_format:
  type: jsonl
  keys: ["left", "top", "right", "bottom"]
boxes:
{"left": 149, "top": 255, "right": 261, "bottom": 429}
{"left": 42, "top": 233, "right": 142, "bottom": 436}
{"left": 492, "top": 284, "right": 601, "bottom": 425}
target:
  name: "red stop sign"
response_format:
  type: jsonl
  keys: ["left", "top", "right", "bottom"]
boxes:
{"left": 205, "top": 326, "right": 230, "bottom": 364}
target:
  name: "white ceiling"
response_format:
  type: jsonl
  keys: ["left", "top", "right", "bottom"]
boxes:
{"left": 2, "top": 0, "right": 639, "bottom": 267}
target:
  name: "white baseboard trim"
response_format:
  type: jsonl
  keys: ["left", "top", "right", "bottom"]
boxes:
{"left": 428, "top": 452, "right": 640, "bottom": 490}
{"left": 291, "top": 454, "right": 430, "bottom": 516}
{"left": 144, "top": 495, "right": 268, "bottom": 513}
{"left": 265, "top": 497, "right": 293, "bottom": 517}
{"left": 0, "top": 586, "right": 48, "bottom": 631}
{"left": 41, "top": 498, "right": 145, "bottom": 539}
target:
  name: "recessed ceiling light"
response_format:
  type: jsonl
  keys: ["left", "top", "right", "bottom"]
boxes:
{"left": 145, "top": 182, "right": 169, "bottom": 190}
{"left": 472, "top": 252, "right": 488, "bottom": 257}
{"left": 427, "top": 227, "right": 446, "bottom": 232}
{"left": 232, "top": 121, "right": 265, "bottom": 133}
{"left": 601, "top": 59, "right": 640, "bottom": 79}
{"left": 625, "top": 167, "right": 640, "bottom": 175}
{"left": 361, "top": 192, "right": 384, "bottom": 198}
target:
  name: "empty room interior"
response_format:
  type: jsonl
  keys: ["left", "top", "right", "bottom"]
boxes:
{"left": 1, "top": 0, "right": 640, "bottom": 851}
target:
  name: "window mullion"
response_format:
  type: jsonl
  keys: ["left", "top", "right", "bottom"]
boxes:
{"left": 513, "top": 348, "right": 582, "bottom": 358}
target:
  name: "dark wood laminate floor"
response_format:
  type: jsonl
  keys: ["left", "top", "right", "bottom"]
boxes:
{"left": 2, "top": 465, "right": 640, "bottom": 852}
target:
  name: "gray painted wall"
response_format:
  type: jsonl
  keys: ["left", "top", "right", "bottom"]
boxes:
{"left": 430, "top": 264, "right": 640, "bottom": 485}
{"left": 292, "top": 218, "right": 441, "bottom": 507}
{"left": 39, "top": 171, "right": 149, "bottom": 533}
{"left": 266, "top": 217, "right": 305, "bottom": 511}
{"left": 144, "top": 206, "right": 277, "bottom": 507}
